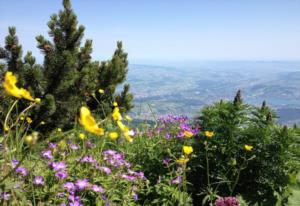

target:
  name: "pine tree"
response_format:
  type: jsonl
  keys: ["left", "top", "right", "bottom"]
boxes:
{"left": 0, "top": 0, "right": 133, "bottom": 133}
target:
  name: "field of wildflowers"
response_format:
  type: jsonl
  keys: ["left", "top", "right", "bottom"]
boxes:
{"left": 1, "top": 72, "right": 300, "bottom": 206}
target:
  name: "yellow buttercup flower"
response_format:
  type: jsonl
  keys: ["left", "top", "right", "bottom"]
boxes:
{"left": 176, "top": 157, "right": 190, "bottom": 164}
{"left": 98, "top": 89, "right": 105, "bottom": 94}
{"left": 124, "top": 130, "right": 134, "bottom": 142}
{"left": 79, "top": 133, "right": 86, "bottom": 140}
{"left": 26, "top": 117, "right": 33, "bottom": 124}
{"left": 125, "top": 115, "right": 133, "bottom": 122}
{"left": 183, "top": 146, "right": 193, "bottom": 155}
{"left": 183, "top": 131, "right": 193, "bottom": 138}
{"left": 24, "top": 132, "right": 38, "bottom": 146}
{"left": 117, "top": 121, "right": 127, "bottom": 132}
{"left": 57, "top": 128, "right": 62, "bottom": 132}
{"left": 3, "top": 72, "right": 35, "bottom": 101}
{"left": 4, "top": 125, "right": 10, "bottom": 132}
{"left": 204, "top": 131, "right": 214, "bottom": 138}
{"left": 109, "top": 132, "right": 119, "bottom": 140}
{"left": 244, "top": 144, "right": 253, "bottom": 151}
{"left": 79, "top": 106, "right": 104, "bottom": 136}
{"left": 40, "top": 121, "right": 45, "bottom": 125}
{"left": 116, "top": 121, "right": 134, "bottom": 142}
{"left": 20, "top": 115, "right": 25, "bottom": 121}
{"left": 113, "top": 102, "right": 118, "bottom": 107}
{"left": 112, "top": 107, "right": 122, "bottom": 121}
{"left": 34, "top": 98, "right": 41, "bottom": 104}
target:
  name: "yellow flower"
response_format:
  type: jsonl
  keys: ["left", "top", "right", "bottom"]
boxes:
{"left": 117, "top": 120, "right": 127, "bottom": 132}
{"left": 183, "top": 146, "right": 193, "bottom": 155}
{"left": 20, "top": 115, "right": 25, "bottom": 121}
{"left": 112, "top": 107, "right": 122, "bottom": 121}
{"left": 57, "top": 128, "right": 62, "bottom": 132}
{"left": 4, "top": 125, "right": 9, "bottom": 132}
{"left": 116, "top": 121, "right": 134, "bottom": 142}
{"left": 176, "top": 157, "right": 190, "bottom": 164}
{"left": 113, "top": 102, "right": 118, "bottom": 107}
{"left": 183, "top": 131, "right": 193, "bottom": 138}
{"left": 24, "top": 132, "right": 38, "bottom": 146}
{"left": 244, "top": 144, "right": 253, "bottom": 151}
{"left": 34, "top": 98, "right": 41, "bottom": 104}
{"left": 3, "top": 72, "right": 35, "bottom": 101}
{"left": 98, "top": 89, "right": 105, "bottom": 94}
{"left": 124, "top": 130, "right": 134, "bottom": 142}
{"left": 79, "top": 106, "right": 104, "bottom": 136}
{"left": 40, "top": 121, "right": 45, "bottom": 125}
{"left": 125, "top": 115, "right": 133, "bottom": 122}
{"left": 79, "top": 133, "right": 86, "bottom": 140}
{"left": 204, "top": 131, "right": 214, "bottom": 138}
{"left": 109, "top": 132, "right": 119, "bottom": 140}
{"left": 26, "top": 117, "right": 33, "bottom": 124}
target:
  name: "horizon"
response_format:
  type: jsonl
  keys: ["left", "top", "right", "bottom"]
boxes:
{"left": 1, "top": 0, "right": 300, "bottom": 64}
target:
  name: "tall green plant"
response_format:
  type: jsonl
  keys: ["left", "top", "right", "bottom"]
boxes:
{"left": 0, "top": 0, "right": 133, "bottom": 133}
{"left": 191, "top": 91, "right": 299, "bottom": 205}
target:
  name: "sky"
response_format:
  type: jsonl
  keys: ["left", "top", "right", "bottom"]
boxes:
{"left": 0, "top": 0, "right": 300, "bottom": 64}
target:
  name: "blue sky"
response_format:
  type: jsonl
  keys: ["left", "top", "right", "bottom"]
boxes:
{"left": 0, "top": 0, "right": 300, "bottom": 63}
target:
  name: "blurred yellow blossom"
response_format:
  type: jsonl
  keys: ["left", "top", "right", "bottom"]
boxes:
{"left": 112, "top": 107, "right": 122, "bottom": 121}
{"left": 79, "top": 106, "right": 104, "bottom": 136}
{"left": 26, "top": 117, "right": 33, "bottom": 124}
{"left": 204, "top": 131, "right": 214, "bottom": 138}
{"left": 113, "top": 102, "right": 118, "bottom": 107}
{"left": 34, "top": 98, "right": 41, "bottom": 104}
{"left": 244, "top": 145, "right": 253, "bottom": 151}
{"left": 57, "top": 128, "right": 62, "bottom": 132}
{"left": 98, "top": 89, "right": 105, "bottom": 94}
{"left": 183, "top": 146, "right": 193, "bottom": 155}
{"left": 4, "top": 125, "right": 9, "bottom": 132}
{"left": 79, "top": 133, "right": 86, "bottom": 140}
{"left": 3, "top": 72, "right": 35, "bottom": 101}
{"left": 176, "top": 157, "right": 189, "bottom": 164}
{"left": 24, "top": 132, "right": 38, "bottom": 146}
{"left": 183, "top": 131, "right": 193, "bottom": 138}
{"left": 40, "top": 121, "right": 45, "bottom": 125}
{"left": 109, "top": 132, "right": 119, "bottom": 140}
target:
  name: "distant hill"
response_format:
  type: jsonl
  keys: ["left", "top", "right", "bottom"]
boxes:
{"left": 125, "top": 61, "right": 300, "bottom": 125}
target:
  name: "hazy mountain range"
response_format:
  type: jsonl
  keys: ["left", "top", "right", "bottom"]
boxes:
{"left": 125, "top": 61, "right": 300, "bottom": 125}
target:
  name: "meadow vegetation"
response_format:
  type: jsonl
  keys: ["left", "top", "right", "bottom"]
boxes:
{"left": 0, "top": 1, "right": 299, "bottom": 205}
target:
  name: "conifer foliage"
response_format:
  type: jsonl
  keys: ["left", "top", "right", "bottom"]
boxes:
{"left": 0, "top": 0, "right": 133, "bottom": 132}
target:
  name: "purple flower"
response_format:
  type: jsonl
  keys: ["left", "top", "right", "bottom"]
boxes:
{"left": 163, "top": 158, "right": 171, "bottom": 167}
{"left": 64, "top": 182, "right": 75, "bottom": 192}
{"left": 16, "top": 167, "right": 28, "bottom": 177}
{"left": 1, "top": 192, "right": 11, "bottom": 201}
{"left": 75, "top": 179, "right": 90, "bottom": 190}
{"left": 98, "top": 166, "right": 112, "bottom": 175}
{"left": 70, "top": 144, "right": 80, "bottom": 150}
{"left": 50, "top": 161, "right": 66, "bottom": 171}
{"left": 171, "top": 176, "right": 182, "bottom": 184}
{"left": 79, "top": 155, "right": 96, "bottom": 163}
{"left": 165, "top": 133, "right": 171, "bottom": 139}
{"left": 68, "top": 194, "right": 83, "bottom": 206}
{"left": 48, "top": 142, "right": 57, "bottom": 149}
{"left": 33, "top": 176, "right": 44, "bottom": 185}
{"left": 41, "top": 150, "right": 53, "bottom": 159}
{"left": 55, "top": 171, "right": 68, "bottom": 180}
{"left": 92, "top": 185, "right": 105, "bottom": 193}
{"left": 215, "top": 197, "right": 240, "bottom": 206}
{"left": 11, "top": 158, "right": 19, "bottom": 168}
{"left": 132, "top": 191, "right": 138, "bottom": 201}
{"left": 120, "top": 174, "right": 136, "bottom": 182}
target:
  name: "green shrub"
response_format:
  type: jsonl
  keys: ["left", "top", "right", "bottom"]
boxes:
{"left": 190, "top": 91, "right": 300, "bottom": 205}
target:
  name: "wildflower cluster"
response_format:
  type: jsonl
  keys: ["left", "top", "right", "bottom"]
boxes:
{"left": 153, "top": 115, "right": 199, "bottom": 139}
